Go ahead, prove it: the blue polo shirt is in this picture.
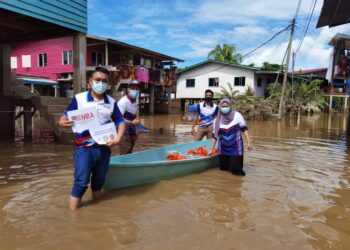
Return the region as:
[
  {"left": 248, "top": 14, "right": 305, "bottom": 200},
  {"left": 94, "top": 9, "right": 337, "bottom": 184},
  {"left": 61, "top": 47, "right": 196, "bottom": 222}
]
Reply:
[
  {"left": 197, "top": 101, "right": 218, "bottom": 128},
  {"left": 65, "top": 90, "right": 124, "bottom": 147}
]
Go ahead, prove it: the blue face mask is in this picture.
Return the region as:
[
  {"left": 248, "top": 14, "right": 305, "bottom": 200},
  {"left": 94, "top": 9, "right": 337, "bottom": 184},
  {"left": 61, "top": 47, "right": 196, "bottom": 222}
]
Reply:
[
  {"left": 220, "top": 107, "right": 231, "bottom": 115},
  {"left": 92, "top": 80, "right": 108, "bottom": 94},
  {"left": 129, "top": 89, "right": 139, "bottom": 99}
]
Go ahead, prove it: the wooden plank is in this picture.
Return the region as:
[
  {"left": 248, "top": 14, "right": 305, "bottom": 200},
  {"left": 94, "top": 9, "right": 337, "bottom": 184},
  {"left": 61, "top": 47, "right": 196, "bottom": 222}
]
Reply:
[
  {"left": 39, "top": 0, "right": 87, "bottom": 19},
  {"left": 0, "top": 44, "right": 11, "bottom": 96},
  {"left": 73, "top": 32, "right": 86, "bottom": 94},
  {"left": 0, "top": 0, "right": 87, "bottom": 33}
]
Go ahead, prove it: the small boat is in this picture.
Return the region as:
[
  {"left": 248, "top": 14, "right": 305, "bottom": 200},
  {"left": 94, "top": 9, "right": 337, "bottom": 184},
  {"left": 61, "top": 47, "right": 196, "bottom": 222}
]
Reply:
[{"left": 104, "top": 140, "right": 218, "bottom": 189}]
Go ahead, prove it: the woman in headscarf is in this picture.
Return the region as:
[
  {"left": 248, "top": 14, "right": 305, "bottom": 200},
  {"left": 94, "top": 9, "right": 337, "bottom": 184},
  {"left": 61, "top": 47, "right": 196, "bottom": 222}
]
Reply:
[{"left": 209, "top": 98, "right": 252, "bottom": 176}]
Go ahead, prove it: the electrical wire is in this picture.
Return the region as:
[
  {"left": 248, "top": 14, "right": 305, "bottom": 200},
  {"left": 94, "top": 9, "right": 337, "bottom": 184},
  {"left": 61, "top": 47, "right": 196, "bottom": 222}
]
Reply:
[
  {"left": 295, "top": 0, "right": 318, "bottom": 54},
  {"left": 241, "top": 24, "right": 292, "bottom": 59}
]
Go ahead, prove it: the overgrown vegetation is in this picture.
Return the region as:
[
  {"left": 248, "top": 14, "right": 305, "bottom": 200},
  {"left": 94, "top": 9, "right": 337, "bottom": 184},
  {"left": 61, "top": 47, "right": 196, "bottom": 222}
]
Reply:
[{"left": 215, "top": 80, "right": 328, "bottom": 119}]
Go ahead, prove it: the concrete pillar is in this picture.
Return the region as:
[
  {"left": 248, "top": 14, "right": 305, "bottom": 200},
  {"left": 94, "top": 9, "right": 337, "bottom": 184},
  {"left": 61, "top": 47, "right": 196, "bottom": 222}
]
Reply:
[
  {"left": 149, "top": 84, "right": 155, "bottom": 114},
  {"left": 24, "top": 101, "right": 32, "bottom": 141},
  {"left": 73, "top": 33, "right": 86, "bottom": 95},
  {"left": 105, "top": 43, "right": 109, "bottom": 66},
  {"left": 344, "top": 96, "right": 348, "bottom": 110},
  {"left": 329, "top": 95, "right": 333, "bottom": 112}
]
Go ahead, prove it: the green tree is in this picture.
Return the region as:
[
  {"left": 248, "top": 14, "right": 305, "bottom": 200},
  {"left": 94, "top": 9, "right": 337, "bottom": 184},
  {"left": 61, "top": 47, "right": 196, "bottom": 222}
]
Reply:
[
  {"left": 261, "top": 61, "right": 284, "bottom": 71},
  {"left": 208, "top": 44, "right": 242, "bottom": 64}
]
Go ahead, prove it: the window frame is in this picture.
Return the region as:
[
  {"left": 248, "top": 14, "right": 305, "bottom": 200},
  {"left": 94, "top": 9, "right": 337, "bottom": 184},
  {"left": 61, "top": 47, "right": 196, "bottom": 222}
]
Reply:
[
  {"left": 38, "top": 53, "right": 47, "bottom": 67},
  {"left": 186, "top": 78, "right": 195, "bottom": 88},
  {"left": 234, "top": 76, "right": 246, "bottom": 87},
  {"left": 208, "top": 77, "right": 219, "bottom": 87},
  {"left": 91, "top": 51, "right": 104, "bottom": 66},
  {"left": 62, "top": 50, "right": 73, "bottom": 65}
]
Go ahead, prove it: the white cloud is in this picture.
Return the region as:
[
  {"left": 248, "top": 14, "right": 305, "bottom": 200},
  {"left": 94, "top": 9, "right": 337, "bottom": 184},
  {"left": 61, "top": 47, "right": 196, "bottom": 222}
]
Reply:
[
  {"left": 243, "top": 24, "right": 350, "bottom": 69},
  {"left": 233, "top": 26, "right": 269, "bottom": 37}
]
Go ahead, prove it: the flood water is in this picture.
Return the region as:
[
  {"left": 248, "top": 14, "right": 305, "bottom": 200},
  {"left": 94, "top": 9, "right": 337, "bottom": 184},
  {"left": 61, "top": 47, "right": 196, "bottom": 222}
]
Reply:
[{"left": 1, "top": 113, "right": 350, "bottom": 249}]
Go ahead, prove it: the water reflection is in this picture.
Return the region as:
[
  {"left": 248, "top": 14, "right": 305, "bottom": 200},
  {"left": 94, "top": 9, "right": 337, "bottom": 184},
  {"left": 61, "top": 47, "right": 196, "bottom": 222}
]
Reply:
[{"left": 0, "top": 113, "right": 349, "bottom": 249}]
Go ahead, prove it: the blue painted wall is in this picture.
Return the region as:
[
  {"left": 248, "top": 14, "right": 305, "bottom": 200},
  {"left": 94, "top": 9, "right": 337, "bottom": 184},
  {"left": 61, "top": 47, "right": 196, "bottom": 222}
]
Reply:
[{"left": 0, "top": 0, "right": 87, "bottom": 33}]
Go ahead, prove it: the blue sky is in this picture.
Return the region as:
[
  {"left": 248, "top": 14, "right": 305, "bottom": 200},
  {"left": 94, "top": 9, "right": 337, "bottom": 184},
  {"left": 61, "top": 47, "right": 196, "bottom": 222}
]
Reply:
[{"left": 88, "top": 0, "right": 350, "bottom": 70}]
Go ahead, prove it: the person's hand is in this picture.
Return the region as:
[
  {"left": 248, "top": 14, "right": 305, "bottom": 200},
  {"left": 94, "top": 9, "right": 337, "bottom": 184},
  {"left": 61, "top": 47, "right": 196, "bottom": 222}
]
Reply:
[
  {"left": 131, "top": 119, "right": 140, "bottom": 125},
  {"left": 208, "top": 150, "right": 213, "bottom": 156},
  {"left": 58, "top": 118, "right": 74, "bottom": 129},
  {"left": 191, "top": 127, "right": 196, "bottom": 135},
  {"left": 106, "top": 138, "right": 121, "bottom": 148},
  {"left": 247, "top": 143, "right": 252, "bottom": 151}
]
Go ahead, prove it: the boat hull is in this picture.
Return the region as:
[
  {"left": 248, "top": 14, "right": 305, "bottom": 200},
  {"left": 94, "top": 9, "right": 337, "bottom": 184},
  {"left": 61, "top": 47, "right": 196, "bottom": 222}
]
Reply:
[{"left": 104, "top": 140, "right": 218, "bottom": 189}]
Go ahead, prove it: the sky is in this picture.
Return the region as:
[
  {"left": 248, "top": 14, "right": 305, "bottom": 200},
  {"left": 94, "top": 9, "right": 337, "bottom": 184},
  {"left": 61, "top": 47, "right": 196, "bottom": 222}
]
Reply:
[{"left": 88, "top": 0, "right": 350, "bottom": 70}]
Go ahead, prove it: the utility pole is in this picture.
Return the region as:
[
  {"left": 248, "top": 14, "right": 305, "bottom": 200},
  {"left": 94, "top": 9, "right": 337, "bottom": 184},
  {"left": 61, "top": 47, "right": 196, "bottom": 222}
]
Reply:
[{"left": 278, "top": 19, "right": 296, "bottom": 120}]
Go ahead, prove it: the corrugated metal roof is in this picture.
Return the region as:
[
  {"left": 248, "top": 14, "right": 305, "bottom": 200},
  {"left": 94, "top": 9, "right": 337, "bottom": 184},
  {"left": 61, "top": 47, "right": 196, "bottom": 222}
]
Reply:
[
  {"left": 177, "top": 59, "right": 261, "bottom": 75},
  {"left": 316, "top": 0, "right": 350, "bottom": 28}
]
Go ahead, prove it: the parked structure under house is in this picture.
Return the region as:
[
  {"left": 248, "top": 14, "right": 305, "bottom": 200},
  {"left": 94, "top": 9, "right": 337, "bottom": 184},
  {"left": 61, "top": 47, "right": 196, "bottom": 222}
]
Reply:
[
  {"left": 10, "top": 35, "right": 183, "bottom": 114},
  {"left": 0, "top": 0, "right": 87, "bottom": 140},
  {"left": 176, "top": 59, "right": 280, "bottom": 111}
]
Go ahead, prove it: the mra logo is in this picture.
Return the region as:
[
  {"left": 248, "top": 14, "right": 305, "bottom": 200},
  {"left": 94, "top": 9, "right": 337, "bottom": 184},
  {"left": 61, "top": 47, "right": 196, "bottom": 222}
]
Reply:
[{"left": 71, "top": 112, "right": 95, "bottom": 121}]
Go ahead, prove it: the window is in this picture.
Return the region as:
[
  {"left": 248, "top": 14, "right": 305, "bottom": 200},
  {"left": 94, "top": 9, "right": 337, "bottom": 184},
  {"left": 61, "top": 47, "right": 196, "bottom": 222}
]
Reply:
[
  {"left": 209, "top": 77, "right": 219, "bottom": 87},
  {"left": 22, "top": 55, "right": 31, "bottom": 68},
  {"left": 11, "top": 57, "right": 17, "bottom": 69},
  {"left": 234, "top": 77, "right": 245, "bottom": 86},
  {"left": 186, "top": 79, "right": 195, "bottom": 87},
  {"left": 63, "top": 50, "right": 73, "bottom": 65},
  {"left": 91, "top": 51, "right": 103, "bottom": 66},
  {"left": 38, "top": 53, "right": 47, "bottom": 67},
  {"left": 257, "top": 78, "right": 262, "bottom": 87}
]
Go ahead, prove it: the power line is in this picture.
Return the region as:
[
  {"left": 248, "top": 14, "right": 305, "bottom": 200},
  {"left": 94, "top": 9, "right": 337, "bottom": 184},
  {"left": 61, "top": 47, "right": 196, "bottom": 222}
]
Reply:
[
  {"left": 241, "top": 24, "right": 292, "bottom": 59},
  {"left": 295, "top": 0, "right": 318, "bottom": 53}
]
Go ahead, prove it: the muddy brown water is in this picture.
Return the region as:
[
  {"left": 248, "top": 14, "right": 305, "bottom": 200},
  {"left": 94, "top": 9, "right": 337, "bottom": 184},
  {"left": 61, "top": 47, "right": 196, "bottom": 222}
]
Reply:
[{"left": 0, "top": 113, "right": 349, "bottom": 249}]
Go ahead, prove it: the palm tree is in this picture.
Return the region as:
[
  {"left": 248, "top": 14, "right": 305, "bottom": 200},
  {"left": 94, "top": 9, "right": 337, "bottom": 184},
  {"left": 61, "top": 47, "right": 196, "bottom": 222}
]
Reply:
[
  {"left": 208, "top": 44, "right": 242, "bottom": 64},
  {"left": 215, "top": 82, "right": 239, "bottom": 100}
]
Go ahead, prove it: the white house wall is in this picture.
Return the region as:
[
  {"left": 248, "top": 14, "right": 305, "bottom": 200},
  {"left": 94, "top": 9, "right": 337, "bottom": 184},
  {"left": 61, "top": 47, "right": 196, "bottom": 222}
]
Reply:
[{"left": 177, "top": 62, "right": 266, "bottom": 99}]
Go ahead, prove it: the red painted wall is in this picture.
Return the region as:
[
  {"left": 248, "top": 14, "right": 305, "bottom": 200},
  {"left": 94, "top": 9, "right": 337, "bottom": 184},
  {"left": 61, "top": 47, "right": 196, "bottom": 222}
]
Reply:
[{"left": 11, "top": 36, "right": 74, "bottom": 81}]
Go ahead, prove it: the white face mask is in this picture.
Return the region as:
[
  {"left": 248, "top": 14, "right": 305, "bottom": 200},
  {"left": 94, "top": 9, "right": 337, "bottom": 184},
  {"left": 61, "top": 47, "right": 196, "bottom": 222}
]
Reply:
[{"left": 92, "top": 80, "right": 108, "bottom": 94}]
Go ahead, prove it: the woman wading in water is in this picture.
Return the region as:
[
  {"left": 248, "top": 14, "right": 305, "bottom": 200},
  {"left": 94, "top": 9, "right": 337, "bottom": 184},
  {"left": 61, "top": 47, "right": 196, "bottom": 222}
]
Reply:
[{"left": 209, "top": 98, "right": 252, "bottom": 176}]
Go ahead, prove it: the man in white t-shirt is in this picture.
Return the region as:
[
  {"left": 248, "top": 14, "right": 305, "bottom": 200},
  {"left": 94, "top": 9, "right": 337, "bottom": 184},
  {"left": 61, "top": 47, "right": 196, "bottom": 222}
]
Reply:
[{"left": 117, "top": 80, "right": 141, "bottom": 154}]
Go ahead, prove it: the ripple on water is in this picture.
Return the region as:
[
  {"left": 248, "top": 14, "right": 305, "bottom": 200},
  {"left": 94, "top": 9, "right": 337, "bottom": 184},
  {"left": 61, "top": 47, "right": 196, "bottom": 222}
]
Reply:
[{"left": 0, "top": 114, "right": 350, "bottom": 249}]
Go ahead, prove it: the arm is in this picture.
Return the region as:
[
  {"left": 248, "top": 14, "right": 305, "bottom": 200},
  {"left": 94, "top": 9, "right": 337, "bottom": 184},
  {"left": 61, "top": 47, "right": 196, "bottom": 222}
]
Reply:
[
  {"left": 237, "top": 112, "right": 252, "bottom": 151},
  {"left": 117, "top": 98, "right": 140, "bottom": 125},
  {"left": 106, "top": 122, "right": 125, "bottom": 148},
  {"left": 106, "top": 102, "right": 126, "bottom": 148},
  {"left": 58, "top": 97, "right": 77, "bottom": 129},
  {"left": 191, "top": 115, "right": 199, "bottom": 135},
  {"left": 243, "top": 130, "right": 252, "bottom": 150},
  {"left": 125, "top": 115, "right": 140, "bottom": 126},
  {"left": 208, "top": 137, "right": 217, "bottom": 156},
  {"left": 58, "top": 115, "right": 74, "bottom": 128}
]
